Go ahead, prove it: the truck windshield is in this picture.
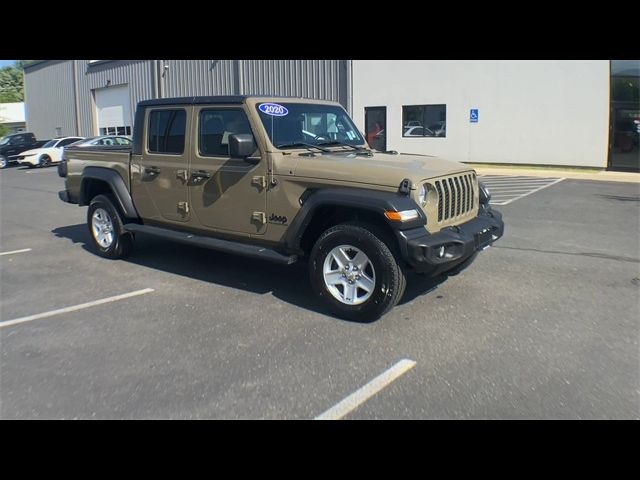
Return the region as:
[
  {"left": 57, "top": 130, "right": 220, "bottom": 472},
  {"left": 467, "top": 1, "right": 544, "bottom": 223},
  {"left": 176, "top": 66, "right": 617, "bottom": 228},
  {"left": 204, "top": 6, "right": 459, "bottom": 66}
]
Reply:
[
  {"left": 0, "top": 136, "right": 11, "bottom": 146},
  {"left": 256, "top": 102, "right": 366, "bottom": 150}
]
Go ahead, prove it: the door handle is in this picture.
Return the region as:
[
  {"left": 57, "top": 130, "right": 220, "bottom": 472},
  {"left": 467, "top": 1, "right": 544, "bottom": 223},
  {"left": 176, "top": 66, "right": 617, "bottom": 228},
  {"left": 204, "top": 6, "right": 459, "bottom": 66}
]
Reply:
[
  {"left": 145, "top": 166, "right": 161, "bottom": 175},
  {"left": 191, "top": 170, "right": 212, "bottom": 180}
]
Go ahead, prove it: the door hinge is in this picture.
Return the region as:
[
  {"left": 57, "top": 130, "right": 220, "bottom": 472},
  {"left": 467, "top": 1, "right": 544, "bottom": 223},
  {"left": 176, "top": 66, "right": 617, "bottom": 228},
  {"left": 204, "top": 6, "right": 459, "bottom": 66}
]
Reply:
[
  {"left": 252, "top": 175, "right": 267, "bottom": 189},
  {"left": 252, "top": 211, "right": 266, "bottom": 225},
  {"left": 176, "top": 169, "right": 189, "bottom": 182},
  {"left": 178, "top": 201, "right": 189, "bottom": 214}
]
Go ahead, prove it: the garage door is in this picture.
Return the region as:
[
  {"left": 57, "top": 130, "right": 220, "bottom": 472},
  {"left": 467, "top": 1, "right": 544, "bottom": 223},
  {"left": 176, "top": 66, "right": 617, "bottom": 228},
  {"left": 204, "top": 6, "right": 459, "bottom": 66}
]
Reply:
[{"left": 95, "top": 84, "right": 132, "bottom": 136}]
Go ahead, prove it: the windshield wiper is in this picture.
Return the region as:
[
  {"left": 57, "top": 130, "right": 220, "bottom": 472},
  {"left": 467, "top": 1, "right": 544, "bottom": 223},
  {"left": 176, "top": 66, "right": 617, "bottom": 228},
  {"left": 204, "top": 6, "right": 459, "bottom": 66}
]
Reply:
[
  {"left": 275, "top": 142, "right": 331, "bottom": 153},
  {"left": 317, "top": 141, "right": 373, "bottom": 155}
]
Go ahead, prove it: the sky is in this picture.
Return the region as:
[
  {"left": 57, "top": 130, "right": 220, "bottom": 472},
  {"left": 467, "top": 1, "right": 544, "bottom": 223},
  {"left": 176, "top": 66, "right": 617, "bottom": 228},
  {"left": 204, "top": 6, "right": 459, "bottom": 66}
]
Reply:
[{"left": 0, "top": 60, "right": 16, "bottom": 68}]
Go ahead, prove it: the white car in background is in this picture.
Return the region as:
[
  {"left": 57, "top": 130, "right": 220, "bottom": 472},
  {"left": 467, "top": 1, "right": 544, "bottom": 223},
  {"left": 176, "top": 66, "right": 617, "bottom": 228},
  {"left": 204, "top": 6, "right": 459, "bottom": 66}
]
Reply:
[
  {"left": 403, "top": 126, "right": 436, "bottom": 137},
  {"left": 68, "top": 135, "right": 132, "bottom": 147},
  {"left": 13, "top": 136, "right": 84, "bottom": 168}
]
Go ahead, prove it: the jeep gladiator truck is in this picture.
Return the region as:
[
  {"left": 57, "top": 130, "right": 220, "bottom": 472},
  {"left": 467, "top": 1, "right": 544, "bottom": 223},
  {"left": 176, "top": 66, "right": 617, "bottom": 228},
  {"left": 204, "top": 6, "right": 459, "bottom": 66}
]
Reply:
[{"left": 58, "top": 96, "right": 504, "bottom": 321}]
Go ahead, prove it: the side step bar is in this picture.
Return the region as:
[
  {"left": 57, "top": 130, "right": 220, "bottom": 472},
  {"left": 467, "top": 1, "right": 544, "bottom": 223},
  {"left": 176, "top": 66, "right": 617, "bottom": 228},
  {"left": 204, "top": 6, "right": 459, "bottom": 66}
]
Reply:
[{"left": 124, "top": 224, "right": 298, "bottom": 265}]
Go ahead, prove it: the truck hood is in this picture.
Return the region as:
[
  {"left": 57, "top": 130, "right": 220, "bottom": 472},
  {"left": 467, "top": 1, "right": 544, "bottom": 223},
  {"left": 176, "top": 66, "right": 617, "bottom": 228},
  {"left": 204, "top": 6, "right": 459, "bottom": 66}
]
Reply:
[{"left": 291, "top": 150, "right": 474, "bottom": 188}]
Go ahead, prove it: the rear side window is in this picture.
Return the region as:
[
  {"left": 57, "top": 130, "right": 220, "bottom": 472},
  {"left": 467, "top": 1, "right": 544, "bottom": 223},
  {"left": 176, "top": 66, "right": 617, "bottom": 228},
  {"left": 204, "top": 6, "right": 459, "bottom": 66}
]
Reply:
[
  {"left": 58, "top": 138, "right": 81, "bottom": 147},
  {"left": 148, "top": 109, "right": 186, "bottom": 154},
  {"left": 199, "top": 109, "right": 253, "bottom": 157}
]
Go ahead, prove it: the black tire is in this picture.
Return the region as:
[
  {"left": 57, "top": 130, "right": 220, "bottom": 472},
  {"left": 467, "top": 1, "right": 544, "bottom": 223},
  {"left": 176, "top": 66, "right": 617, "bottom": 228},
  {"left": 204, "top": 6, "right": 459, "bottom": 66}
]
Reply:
[
  {"left": 87, "top": 194, "right": 134, "bottom": 259},
  {"left": 39, "top": 155, "right": 51, "bottom": 168},
  {"left": 309, "top": 222, "right": 406, "bottom": 322},
  {"left": 0, "top": 156, "right": 7, "bottom": 169}
]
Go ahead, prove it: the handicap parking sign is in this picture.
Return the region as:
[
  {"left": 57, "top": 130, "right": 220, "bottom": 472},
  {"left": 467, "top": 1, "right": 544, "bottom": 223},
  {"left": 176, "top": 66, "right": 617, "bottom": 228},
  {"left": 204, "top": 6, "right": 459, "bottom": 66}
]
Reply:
[{"left": 470, "top": 109, "right": 479, "bottom": 123}]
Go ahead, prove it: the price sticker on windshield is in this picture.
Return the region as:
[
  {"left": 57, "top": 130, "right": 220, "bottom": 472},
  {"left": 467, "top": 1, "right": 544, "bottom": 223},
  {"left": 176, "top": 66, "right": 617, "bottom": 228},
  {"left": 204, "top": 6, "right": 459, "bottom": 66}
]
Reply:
[{"left": 259, "top": 103, "right": 289, "bottom": 117}]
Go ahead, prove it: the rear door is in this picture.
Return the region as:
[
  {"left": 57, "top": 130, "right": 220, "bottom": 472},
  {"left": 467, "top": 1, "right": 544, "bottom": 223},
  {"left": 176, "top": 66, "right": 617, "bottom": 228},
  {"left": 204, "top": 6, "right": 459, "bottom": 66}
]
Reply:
[
  {"left": 134, "top": 106, "right": 191, "bottom": 224},
  {"left": 54, "top": 138, "right": 83, "bottom": 161},
  {"left": 188, "top": 105, "right": 267, "bottom": 235}
]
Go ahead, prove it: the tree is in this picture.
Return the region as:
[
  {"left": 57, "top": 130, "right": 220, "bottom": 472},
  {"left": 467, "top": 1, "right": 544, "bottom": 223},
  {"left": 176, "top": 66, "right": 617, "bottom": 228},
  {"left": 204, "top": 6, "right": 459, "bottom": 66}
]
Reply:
[
  {"left": 0, "top": 124, "right": 10, "bottom": 137},
  {"left": 15, "top": 60, "right": 39, "bottom": 70},
  {"left": 0, "top": 66, "right": 24, "bottom": 102}
]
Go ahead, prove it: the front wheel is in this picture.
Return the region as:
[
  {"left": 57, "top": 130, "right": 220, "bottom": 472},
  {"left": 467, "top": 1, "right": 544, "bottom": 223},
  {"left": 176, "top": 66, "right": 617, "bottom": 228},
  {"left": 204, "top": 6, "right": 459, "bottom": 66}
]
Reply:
[
  {"left": 309, "top": 223, "right": 406, "bottom": 322},
  {"left": 87, "top": 194, "right": 134, "bottom": 259},
  {"left": 0, "top": 156, "right": 8, "bottom": 169},
  {"left": 39, "top": 155, "right": 51, "bottom": 168}
]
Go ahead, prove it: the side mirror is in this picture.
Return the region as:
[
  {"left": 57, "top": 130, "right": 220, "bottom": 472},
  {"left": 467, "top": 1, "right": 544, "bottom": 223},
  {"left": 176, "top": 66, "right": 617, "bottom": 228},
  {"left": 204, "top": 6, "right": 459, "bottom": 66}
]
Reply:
[{"left": 229, "top": 133, "right": 257, "bottom": 159}]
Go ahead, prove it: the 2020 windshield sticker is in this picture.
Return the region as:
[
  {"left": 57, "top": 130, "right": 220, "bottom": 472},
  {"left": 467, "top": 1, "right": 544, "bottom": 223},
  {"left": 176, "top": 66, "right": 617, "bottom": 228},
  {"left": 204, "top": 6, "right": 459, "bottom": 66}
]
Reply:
[{"left": 259, "top": 103, "right": 289, "bottom": 117}]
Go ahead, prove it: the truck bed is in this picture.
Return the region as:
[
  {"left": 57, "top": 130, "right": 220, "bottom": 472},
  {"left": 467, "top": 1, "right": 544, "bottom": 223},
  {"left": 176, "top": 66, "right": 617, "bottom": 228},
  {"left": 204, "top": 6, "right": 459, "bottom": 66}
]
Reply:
[{"left": 64, "top": 146, "right": 132, "bottom": 199}]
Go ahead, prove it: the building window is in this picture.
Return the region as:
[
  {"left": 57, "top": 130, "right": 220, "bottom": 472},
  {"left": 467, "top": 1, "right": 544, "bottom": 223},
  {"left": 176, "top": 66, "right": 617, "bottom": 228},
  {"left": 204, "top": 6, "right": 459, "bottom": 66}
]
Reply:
[
  {"left": 199, "top": 109, "right": 253, "bottom": 157},
  {"left": 99, "top": 126, "right": 131, "bottom": 136},
  {"left": 402, "top": 105, "right": 446, "bottom": 137},
  {"left": 147, "top": 109, "right": 186, "bottom": 154}
]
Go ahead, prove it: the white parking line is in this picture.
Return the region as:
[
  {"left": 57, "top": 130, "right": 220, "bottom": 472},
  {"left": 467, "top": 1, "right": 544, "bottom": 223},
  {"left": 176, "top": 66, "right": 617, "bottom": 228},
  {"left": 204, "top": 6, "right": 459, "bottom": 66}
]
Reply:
[
  {"left": 0, "top": 288, "right": 155, "bottom": 329},
  {"left": 497, "top": 178, "right": 564, "bottom": 205},
  {"left": 480, "top": 175, "right": 565, "bottom": 206},
  {"left": 314, "top": 359, "right": 417, "bottom": 420},
  {"left": 482, "top": 181, "right": 558, "bottom": 186},
  {"left": 0, "top": 248, "right": 32, "bottom": 256}
]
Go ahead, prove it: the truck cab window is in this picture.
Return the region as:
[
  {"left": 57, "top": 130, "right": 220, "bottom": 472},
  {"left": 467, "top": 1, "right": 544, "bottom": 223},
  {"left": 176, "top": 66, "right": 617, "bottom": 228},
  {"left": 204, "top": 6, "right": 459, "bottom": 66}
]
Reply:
[
  {"left": 199, "top": 109, "right": 253, "bottom": 157},
  {"left": 148, "top": 109, "right": 186, "bottom": 154}
]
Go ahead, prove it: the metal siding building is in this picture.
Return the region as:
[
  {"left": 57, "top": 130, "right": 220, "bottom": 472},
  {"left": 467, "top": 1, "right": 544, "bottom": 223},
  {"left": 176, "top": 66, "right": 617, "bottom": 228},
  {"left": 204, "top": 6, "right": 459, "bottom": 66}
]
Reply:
[
  {"left": 74, "top": 60, "right": 156, "bottom": 137},
  {"left": 23, "top": 61, "right": 78, "bottom": 138},
  {"left": 24, "top": 59, "right": 349, "bottom": 139}
]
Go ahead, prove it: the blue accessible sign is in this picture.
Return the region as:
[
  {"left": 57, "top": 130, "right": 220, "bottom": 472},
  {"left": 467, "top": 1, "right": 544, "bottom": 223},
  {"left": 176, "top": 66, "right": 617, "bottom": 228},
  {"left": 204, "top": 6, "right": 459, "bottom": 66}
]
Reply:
[{"left": 470, "top": 109, "right": 479, "bottom": 123}]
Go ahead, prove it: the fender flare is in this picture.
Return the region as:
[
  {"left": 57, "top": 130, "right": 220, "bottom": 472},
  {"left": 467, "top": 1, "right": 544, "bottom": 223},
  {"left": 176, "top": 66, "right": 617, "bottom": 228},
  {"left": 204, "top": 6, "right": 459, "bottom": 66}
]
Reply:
[
  {"left": 283, "top": 187, "right": 426, "bottom": 250},
  {"left": 80, "top": 166, "right": 139, "bottom": 220}
]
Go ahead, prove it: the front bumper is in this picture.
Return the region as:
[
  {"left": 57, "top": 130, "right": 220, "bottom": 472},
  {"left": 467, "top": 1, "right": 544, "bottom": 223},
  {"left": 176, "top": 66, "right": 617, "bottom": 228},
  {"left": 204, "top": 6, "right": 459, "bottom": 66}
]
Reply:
[
  {"left": 396, "top": 206, "right": 504, "bottom": 274},
  {"left": 16, "top": 156, "right": 39, "bottom": 166}
]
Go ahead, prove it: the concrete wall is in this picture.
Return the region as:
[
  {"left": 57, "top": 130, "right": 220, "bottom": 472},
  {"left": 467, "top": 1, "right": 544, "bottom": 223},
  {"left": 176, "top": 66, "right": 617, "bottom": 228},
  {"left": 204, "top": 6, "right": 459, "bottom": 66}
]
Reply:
[{"left": 352, "top": 60, "right": 611, "bottom": 168}]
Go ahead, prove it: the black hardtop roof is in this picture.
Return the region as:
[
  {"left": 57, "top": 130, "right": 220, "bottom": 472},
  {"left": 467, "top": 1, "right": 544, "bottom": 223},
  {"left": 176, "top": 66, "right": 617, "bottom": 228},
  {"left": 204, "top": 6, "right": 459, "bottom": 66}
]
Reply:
[
  {"left": 138, "top": 96, "right": 246, "bottom": 107},
  {"left": 137, "top": 95, "right": 332, "bottom": 108}
]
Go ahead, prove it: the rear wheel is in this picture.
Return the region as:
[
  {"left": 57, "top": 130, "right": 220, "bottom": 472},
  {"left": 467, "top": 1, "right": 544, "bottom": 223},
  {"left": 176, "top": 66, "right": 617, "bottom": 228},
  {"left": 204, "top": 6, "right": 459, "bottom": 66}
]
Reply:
[
  {"left": 0, "top": 156, "right": 7, "bottom": 169},
  {"left": 309, "top": 223, "right": 406, "bottom": 322},
  {"left": 87, "top": 194, "right": 134, "bottom": 259}
]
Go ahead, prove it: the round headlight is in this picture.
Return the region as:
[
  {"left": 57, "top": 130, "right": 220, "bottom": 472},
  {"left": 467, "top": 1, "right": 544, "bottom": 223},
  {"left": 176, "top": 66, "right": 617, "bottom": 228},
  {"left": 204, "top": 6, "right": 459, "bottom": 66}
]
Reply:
[
  {"left": 418, "top": 184, "right": 427, "bottom": 206},
  {"left": 479, "top": 182, "right": 491, "bottom": 203}
]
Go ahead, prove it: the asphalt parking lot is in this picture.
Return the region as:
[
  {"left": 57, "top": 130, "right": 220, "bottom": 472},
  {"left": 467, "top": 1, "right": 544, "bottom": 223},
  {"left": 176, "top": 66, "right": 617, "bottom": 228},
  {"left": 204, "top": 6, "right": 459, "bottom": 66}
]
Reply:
[{"left": 1, "top": 165, "right": 639, "bottom": 419}]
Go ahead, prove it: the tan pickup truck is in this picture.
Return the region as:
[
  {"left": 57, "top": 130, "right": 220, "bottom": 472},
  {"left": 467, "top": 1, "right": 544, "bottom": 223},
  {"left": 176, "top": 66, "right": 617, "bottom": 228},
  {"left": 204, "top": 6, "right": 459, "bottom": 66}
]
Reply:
[{"left": 58, "top": 96, "right": 504, "bottom": 321}]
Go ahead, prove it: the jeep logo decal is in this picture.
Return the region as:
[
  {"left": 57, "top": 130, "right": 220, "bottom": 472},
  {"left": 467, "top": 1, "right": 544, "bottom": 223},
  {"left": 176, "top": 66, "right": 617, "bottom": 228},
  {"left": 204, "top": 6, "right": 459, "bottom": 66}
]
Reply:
[
  {"left": 259, "top": 103, "right": 289, "bottom": 117},
  {"left": 269, "top": 213, "right": 288, "bottom": 224}
]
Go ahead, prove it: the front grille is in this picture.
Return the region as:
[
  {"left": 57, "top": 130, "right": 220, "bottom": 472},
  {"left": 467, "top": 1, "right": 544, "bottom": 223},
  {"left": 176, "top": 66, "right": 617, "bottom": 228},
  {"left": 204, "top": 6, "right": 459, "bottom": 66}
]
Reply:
[{"left": 434, "top": 173, "right": 476, "bottom": 223}]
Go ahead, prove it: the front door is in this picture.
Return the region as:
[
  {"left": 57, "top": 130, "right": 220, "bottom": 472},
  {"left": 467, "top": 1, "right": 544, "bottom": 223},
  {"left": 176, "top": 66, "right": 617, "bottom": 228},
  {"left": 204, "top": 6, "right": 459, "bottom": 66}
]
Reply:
[
  {"left": 608, "top": 104, "right": 640, "bottom": 172},
  {"left": 188, "top": 106, "right": 267, "bottom": 235},
  {"left": 608, "top": 61, "right": 640, "bottom": 172},
  {"left": 4, "top": 134, "right": 27, "bottom": 158},
  {"left": 135, "top": 107, "right": 191, "bottom": 224},
  {"left": 365, "top": 106, "right": 387, "bottom": 152}
]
